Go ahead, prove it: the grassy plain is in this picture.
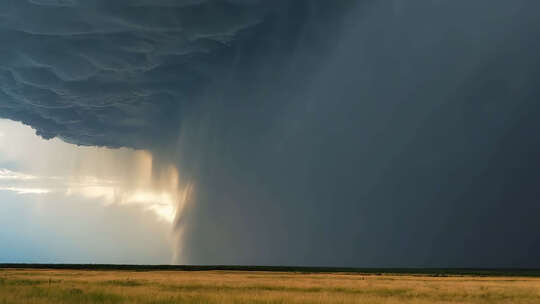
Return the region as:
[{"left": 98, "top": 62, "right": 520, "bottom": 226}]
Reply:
[{"left": 1, "top": 268, "right": 540, "bottom": 304}]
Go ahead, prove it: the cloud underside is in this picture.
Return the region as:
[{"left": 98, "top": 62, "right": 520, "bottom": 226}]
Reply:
[
  {"left": 0, "top": 0, "right": 353, "bottom": 148},
  {"left": 2, "top": 0, "right": 540, "bottom": 267},
  {"left": 0, "top": 0, "right": 275, "bottom": 148}
]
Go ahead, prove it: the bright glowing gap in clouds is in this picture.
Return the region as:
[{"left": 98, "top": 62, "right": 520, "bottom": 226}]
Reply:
[
  {"left": 0, "top": 165, "right": 183, "bottom": 223},
  {"left": 0, "top": 169, "right": 37, "bottom": 180},
  {"left": 0, "top": 186, "right": 51, "bottom": 194},
  {"left": 0, "top": 119, "right": 189, "bottom": 224}
]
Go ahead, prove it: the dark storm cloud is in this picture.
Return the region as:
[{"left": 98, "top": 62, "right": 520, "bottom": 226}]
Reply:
[
  {"left": 0, "top": 0, "right": 268, "bottom": 147},
  {"left": 2, "top": 0, "right": 540, "bottom": 267}
]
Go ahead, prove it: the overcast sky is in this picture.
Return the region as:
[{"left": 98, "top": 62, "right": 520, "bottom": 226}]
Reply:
[{"left": 1, "top": 0, "right": 540, "bottom": 267}]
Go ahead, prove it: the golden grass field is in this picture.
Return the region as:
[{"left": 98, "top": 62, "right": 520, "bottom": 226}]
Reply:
[{"left": 1, "top": 268, "right": 540, "bottom": 304}]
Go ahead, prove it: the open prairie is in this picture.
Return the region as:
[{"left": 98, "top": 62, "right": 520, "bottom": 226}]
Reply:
[{"left": 1, "top": 268, "right": 540, "bottom": 304}]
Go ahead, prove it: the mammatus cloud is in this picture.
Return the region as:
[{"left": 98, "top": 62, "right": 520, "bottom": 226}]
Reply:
[{"left": 2, "top": 0, "right": 540, "bottom": 267}]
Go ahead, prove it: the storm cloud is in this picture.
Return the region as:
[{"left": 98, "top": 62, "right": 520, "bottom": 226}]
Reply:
[{"left": 2, "top": 0, "right": 540, "bottom": 267}]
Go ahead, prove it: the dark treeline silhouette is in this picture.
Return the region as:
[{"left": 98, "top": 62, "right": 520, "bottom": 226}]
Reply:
[{"left": 1, "top": 264, "right": 540, "bottom": 277}]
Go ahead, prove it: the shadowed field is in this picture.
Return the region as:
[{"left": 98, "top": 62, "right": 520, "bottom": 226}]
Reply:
[{"left": 1, "top": 268, "right": 540, "bottom": 304}]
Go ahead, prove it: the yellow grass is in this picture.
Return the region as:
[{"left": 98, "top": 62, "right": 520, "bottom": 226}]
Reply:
[{"left": 1, "top": 269, "right": 540, "bottom": 304}]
